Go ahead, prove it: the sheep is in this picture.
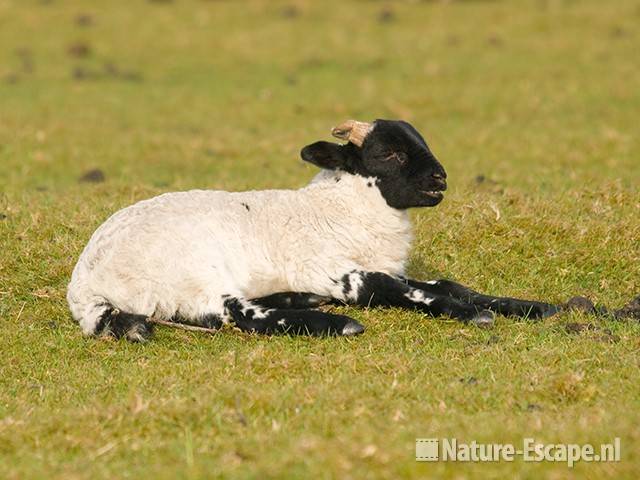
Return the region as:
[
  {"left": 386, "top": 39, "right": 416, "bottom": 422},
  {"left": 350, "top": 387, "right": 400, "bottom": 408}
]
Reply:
[{"left": 67, "top": 119, "right": 559, "bottom": 342}]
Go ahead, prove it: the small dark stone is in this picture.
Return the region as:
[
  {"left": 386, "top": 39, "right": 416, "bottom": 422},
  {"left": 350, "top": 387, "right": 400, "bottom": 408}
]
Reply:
[
  {"left": 378, "top": 8, "right": 396, "bottom": 23},
  {"left": 68, "top": 42, "right": 91, "bottom": 58},
  {"left": 473, "top": 175, "right": 501, "bottom": 191},
  {"left": 15, "top": 47, "right": 31, "bottom": 58},
  {"left": 72, "top": 66, "right": 99, "bottom": 80},
  {"left": 15, "top": 48, "right": 34, "bottom": 73},
  {"left": 446, "top": 35, "right": 461, "bottom": 46},
  {"left": 565, "top": 322, "right": 597, "bottom": 334},
  {"left": 103, "top": 62, "right": 143, "bottom": 82},
  {"left": 103, "top": 62, "right": 119, "bottom": 75},
  {"left": 593, "top": 331, "right": 620, "bottom": 343},
  {"left": 72, "top": 67, "right": 86, "bottom": 79},
  {"left": 119, "top": 70, "right": 143, "bottom": 82},
  {"left": 2, "top": 73, "right": 19, "bottom": 84},
  {"left": 79, "top": 168, "right": 105, "bottom": 183},
  {"left": 459, "top": 376, "right": 478, "bottom": 385},
  {"left": 280, "top": 5, "right": 300, "bottom": 18},
  {"left": 487, "top": 35, "right": 503, "bottom": 47},
  {"left": 75, "top": 14, "right": 93, "bottom": 27},
  {"left": 610, "top": 26, "right": 626, "bottom": 38},
  {"left": 284, "top": 75, "right": 297, "bottom": 86}
]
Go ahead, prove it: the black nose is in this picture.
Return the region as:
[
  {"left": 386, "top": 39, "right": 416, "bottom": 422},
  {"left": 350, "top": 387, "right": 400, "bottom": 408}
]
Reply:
[{"left": 431, "top": 172, "right": 447, "bottom": 190}]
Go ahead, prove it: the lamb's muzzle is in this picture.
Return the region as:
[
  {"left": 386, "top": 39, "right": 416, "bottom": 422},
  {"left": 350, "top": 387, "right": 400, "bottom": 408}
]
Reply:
[{"left": 331, "top": 120, "right": 372, "bottom": 147}]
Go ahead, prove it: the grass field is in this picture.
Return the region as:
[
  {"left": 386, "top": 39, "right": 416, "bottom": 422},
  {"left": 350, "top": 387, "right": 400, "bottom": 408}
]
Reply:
[{"left": 1, "top": 0, "right": 639, "bottom": 478}]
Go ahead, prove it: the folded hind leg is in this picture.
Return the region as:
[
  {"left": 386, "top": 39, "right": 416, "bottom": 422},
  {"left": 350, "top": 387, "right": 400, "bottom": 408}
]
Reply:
[
  {"left": 169, "top": 312, "right": 223, "bottom": 330},
  {"left": 224, "top": 297, "right": 364, "bottom": 336},
  {"left": 250, "top": 292, "right": 334, "bottom": 310}
]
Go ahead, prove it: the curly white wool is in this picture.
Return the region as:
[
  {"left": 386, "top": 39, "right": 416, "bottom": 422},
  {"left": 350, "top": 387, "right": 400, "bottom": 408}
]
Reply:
[{"left": 67, "top": 169, "right": 412, "bottom": 335}]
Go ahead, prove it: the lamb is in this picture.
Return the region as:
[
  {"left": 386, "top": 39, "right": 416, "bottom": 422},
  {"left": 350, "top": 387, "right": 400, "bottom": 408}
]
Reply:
[{"left": 67, "top": 119, "right": 559, "bottom": 342}]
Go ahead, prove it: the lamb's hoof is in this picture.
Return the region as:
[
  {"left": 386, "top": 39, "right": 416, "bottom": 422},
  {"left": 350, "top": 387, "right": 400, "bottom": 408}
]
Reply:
[
  {"left": 471, "top": 310, "right": 495, "bottom": 329},
  {"left": 305, "top": 294, "right": 334, "bottom": 307},
  {"left": 341, "top": 320, "right": 365, "bottom": 336},
  {"left": 539, "top": 304, "right": 561, "bottom": 318},
  {"left": 125, "top": 321, "right": 154, "bottom": 343}
]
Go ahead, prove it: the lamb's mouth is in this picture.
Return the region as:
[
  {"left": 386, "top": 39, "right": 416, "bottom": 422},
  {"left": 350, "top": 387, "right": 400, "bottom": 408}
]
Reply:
[{"left": 420, "top": 190, "right": 444, "bottom": 200}]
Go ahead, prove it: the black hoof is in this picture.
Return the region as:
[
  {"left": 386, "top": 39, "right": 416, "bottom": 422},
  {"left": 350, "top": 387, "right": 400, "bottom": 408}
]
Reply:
[
  {"left": 471, "top": 310, "right": 495, "bottom": 328},
  {"left": 340, "top": 320, "right": 365, "bottom": 336},
  {"left": 124, "top": 320, "right": 154, "bottom": 342},
  {"left": 304, "top": 294, "right": 335, "bottom": 308},
  {"left": 99, "top": 309, "right": 154, "bottom": 342},
  {"left": 539, "top": 304, "right": 561, "bottom": 318}
]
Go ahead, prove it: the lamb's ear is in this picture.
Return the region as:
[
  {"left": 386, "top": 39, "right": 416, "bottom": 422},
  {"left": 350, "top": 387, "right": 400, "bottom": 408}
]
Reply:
[{"left": 300, "top": 141, "right": 350, "bottom": 170}]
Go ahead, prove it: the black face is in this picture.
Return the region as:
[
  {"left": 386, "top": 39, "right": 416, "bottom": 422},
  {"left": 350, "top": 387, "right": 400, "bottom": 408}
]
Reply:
[{"left": 300, "top": 119, "right": 447, "bottom": 210}]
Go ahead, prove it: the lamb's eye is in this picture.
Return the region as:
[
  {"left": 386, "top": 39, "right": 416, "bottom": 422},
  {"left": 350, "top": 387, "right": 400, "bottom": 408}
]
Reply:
[{"left": 383, "top": 152, "right": 406, "bottom": 164}]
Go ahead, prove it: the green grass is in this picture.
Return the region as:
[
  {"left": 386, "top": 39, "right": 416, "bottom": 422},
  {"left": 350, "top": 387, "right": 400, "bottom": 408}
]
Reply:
[{"left": 1, "top": 0, "right": 639, "bottom": 478}]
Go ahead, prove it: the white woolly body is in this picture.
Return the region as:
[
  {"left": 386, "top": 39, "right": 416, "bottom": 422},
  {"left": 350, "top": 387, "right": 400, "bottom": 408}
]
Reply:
[{"left": 67, "top": 170, "right": 413, "bottom": 334}]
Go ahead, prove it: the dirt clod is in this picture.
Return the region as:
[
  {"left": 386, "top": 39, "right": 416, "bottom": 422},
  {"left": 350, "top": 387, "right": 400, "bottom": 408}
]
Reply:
[
  {"left": 564, "top": 323, "right": 620, "bottom": 343},
  {"left": 75, "top": 14, "right": 93, "bottom": 27},
  {"left": 565, "top": 322, "right": 596, "bottom": 334},
  {"left": 487, "top": 35, "right": 503, "bottom": 47},
  {"left": 459, "top": 376, "right": 478, "bottom": 385},
  {"left": 79, "top": 168, "right": 105, "bottom": 183},
  {"left": 15, "top": 48, "right": 34, "bottom": 73},
  {"left": 2, "top": 73, "right": 20, "bottom": 84},
  {"left": 67, "top": 42, "right": 91, "bottom": 58},
  {"left": 614, "top": 295, "right": 640, "bottom": 320},
  {"left": 378, "top": 8, "right": 395, "bottom": 24},
  {"left": 280, "top": 5, "right": 299, "bottom": 19},
  {"left": 565, "top": 296, "right": 595, "bottom": 313}
]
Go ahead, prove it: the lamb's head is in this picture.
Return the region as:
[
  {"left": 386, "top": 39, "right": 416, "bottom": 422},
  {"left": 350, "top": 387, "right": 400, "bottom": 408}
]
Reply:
[{"left": 301, "top": 119, "right": 447, "bottom": 209}]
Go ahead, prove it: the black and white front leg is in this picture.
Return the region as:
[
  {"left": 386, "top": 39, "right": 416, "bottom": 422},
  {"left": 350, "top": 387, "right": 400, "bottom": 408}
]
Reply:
[
  {"left": 334, "top": 271, "right": 495, "bottom": 325},
  {"left": 399, "top": 277, "right": 560, "bottom": 319}
]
